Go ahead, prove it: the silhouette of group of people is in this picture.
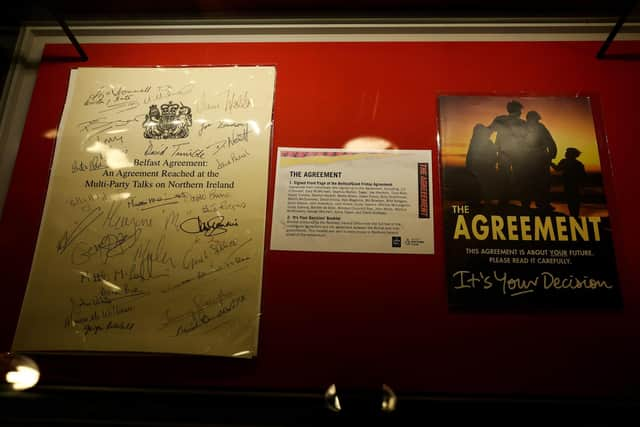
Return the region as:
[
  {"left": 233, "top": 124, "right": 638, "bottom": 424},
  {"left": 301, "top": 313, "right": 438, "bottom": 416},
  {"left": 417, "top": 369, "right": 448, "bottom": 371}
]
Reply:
[{"left": 465, "top": 100, "right": 586, "bottom": 216}]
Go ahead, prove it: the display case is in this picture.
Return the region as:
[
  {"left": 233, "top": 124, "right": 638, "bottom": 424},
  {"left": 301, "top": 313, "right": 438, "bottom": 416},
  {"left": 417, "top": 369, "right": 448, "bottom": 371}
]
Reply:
[{"left": 1, "top": 2, "right": 640, "bottom": 425}]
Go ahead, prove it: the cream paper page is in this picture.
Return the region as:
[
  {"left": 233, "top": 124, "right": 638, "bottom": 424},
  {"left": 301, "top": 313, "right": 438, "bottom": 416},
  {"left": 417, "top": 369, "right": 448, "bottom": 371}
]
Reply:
[{"left": 13, "top": 67, "right": 276, "bottom": 357}]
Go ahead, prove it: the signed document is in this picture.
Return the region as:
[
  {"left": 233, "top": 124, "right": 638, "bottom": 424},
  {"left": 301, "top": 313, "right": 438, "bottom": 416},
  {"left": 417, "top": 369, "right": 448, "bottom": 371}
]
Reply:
[
  {"left": 270, "top": 148, "right": 434, "bottom": 254},
  {"left": 13, "top": 67, "right": 276, "bottom": 357}
]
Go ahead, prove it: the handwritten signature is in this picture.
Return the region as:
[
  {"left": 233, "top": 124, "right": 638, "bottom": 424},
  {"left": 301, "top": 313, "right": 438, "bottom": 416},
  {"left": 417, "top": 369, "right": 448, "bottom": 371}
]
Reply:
[
  {"left": 159, "top": 291, "right": 246, "bottom": 337},
  {"left": 77, "top": 115, "right": 145, "bottom": 134},
  {"left": 128, "top": 192, "right": 188, "bottom": 211},
  {"left": 143, "top": 84, "right": 195, "bottom": 105},
  {"left": 179, "top": 215, "right": 239, "bottom": 237},
  {"left": 57, "top": 207, "right": 104, "bottom": 254},
  {"left": 69, "top": 285, "right": 147, "bottom": 310},
  {"left": 126, "top": 234, "right": 176, "bottom": 282},
  {"left": 162, "top": 238, "right": 252, "bottom": 294},
  {"left": 71, "top": 227, "right": 142, "bottom": 265},
  {"left": 71, "top": 155, "right": 107, "bottom": 173},
  {"left": 84, "top": 85, "right": 151, "bottom": 106},
  {"left": 97, "top": 100, "right": 140, "bottom": 114},
  {"left": 82, "top": 321, "right": 136, "bottom": 336}
]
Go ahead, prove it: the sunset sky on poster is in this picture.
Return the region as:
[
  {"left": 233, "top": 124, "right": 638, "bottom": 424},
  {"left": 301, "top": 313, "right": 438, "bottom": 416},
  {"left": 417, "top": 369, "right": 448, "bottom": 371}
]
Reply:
[{"left": 439, "top": 96, "right": 603, "bottom": 173}]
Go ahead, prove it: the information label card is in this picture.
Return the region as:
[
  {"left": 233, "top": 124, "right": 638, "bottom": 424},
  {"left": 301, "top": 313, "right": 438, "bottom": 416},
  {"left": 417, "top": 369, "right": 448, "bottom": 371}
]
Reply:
[
  {"left": 270, "top": 148, "right": 434, "bottom": 254},
  {"left": 13, "top": 67, "right": 276, "bottom": 357}
]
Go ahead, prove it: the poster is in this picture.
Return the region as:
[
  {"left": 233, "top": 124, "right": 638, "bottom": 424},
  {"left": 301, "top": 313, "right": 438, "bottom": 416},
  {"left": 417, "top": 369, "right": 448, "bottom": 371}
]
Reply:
[
  {"left": 438, "top": 96, "right": 621, "bottom": 309},
  {"left": 270, "top": 148, "right": 434, "bottom": 254},
  {"left": 12, "top": 67, "right": 276, "bottom": 357}
]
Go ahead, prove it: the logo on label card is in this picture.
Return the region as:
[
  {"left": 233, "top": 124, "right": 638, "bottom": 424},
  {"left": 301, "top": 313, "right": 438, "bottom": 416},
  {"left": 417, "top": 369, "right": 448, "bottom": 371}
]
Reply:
[{"left": 404, "top": 238, "right": 425, "bottom": 247}]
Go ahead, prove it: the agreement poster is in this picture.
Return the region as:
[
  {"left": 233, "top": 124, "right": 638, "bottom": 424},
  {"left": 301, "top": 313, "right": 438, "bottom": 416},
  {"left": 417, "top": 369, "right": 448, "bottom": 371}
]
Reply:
[
  {"left": 438, "top": 96, "right": 621, "bottom": 309},
  {"left": 13, "top": 67, "right": 276, "bottom": 357}
]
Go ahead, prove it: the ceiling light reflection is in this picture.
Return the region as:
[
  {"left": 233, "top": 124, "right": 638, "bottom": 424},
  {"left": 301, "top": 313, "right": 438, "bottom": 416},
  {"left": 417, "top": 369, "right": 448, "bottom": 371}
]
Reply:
[
  {"left": 101, "top": 280, "right": 122, "bottom": 292},
  {"left": 42, "top": 129, "right": 58, "bottom": 140},
  {"left": 247, "top": 120, "right": 260, "bottom": 135},
  {"left": 5, "top": 366, "right": 40, "bottom": 391},
  {"left": 110, "top": 192, "right": 131, "bottom": 201},
  {"left": 86, "top": 141, "right": 133, "bottom": 169},
  {"left": 2, "top": 353, "right": 40, "bottom": 392},
  {"left": 324, "top": 384, "right": 341, "bottom": 412},
  {"left": 343, "top": 136, "right": 397, "bottom": 151}
]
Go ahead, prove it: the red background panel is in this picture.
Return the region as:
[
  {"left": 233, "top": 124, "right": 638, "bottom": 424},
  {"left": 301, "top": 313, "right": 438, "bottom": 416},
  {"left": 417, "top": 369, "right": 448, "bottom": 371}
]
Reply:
[{"left": 0, "top": 41, "right": 639, "bottom": 395}]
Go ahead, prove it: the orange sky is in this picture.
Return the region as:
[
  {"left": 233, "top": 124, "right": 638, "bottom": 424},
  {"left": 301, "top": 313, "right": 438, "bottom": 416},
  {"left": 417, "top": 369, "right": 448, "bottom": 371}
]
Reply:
[{"left": 438, "top": 96, "right": 603, "bottom": 173}]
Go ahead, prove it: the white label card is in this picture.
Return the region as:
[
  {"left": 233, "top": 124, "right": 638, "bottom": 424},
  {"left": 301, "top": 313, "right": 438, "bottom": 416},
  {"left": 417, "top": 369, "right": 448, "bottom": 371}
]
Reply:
[{"left": 270, "top": 148, "right": 434, "bottom": 254}]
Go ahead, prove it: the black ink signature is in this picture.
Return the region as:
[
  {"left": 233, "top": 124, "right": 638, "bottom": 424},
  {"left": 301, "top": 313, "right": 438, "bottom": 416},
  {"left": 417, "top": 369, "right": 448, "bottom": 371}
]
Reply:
[
  {"left": 224, "top": 89, "right": 252, "bottom": 113},
  {"left": 170, "top": 142, "right": 206, "bottom": 159},
  {"left": 98, "top": 135, "right": 125, "bottom": 145},
  {"left": 57, "top": 207, "right": 104, "bottom": 254},
  {"left": 162, "top": 238, "right": 253, "bottom": 294},
  {"left": 71, "top": 227, "right": 142, "bottom": 265},
  {"left": 103, "top": 201, "right": 153, "bottom": 229},
  {"left": 217, "top": 120, "right": 248, "bottom": 129},
  {"left": 82, "top": 321, "right": 135, "bottom": 336},
  {"left": 199, "top": 122, "right": 213, "bottom": 137},
  {"left": 128, "top": 193, "right": 187, "bottom": 211},
  {"left": 179, "top": 216, "right": 239, "bottom": 237},
  {"left": 98, "top": 100, "right": 140, "bottom": 114},
  {"left": 128, "top": 251, "right": 166, "bottom": 282},
  {"left": 193, "top": 90, "right": 221, "bottom": 113},
  {"left": 71, "top": 155, "right": 107, "bottom": 173},
  {"left": 84, "top": 85, "right": 151, "bottom": 107},
  {"left": 205, "top": 140, "right": 227, "bottom": 156},
  {"left": 69, "top": 286, "right": 147, "bottom": 310},
  {"left": 159, "top": 290, "right": 232, "bottom": 329},
  {"left": 143, "top": 84, "right": 195, "bottom": 105},
  {"left": 177, "top": 296, "right": 245, "bottom": 336},
  {"left": 77, "top": 115, "right": 145, "bottom": 134},
  {"left": 144, "top": 141, "right": 168, "bottom": 156},
  {"left": 207, "top": 126, "right": 249, "bottom": 154},
  {"left": 159, "top": 291, "right": 245, "bottom": 336},
  {"left": 127, "top": 234, "right": 175, "bottom": 281}
]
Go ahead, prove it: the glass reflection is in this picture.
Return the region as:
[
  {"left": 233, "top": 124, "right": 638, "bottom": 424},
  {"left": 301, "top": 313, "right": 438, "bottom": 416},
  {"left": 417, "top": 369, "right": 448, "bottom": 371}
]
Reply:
[
  {"left": 110, "top": 192, "right": 131, "bottom": 201},
  {"left": 324, "top": 384, "right": 342, "bottom": 412},
  {"left": 42, "top": 129, "right": 57, "bottom": 140},
  {"left": 86, "top": 141, "right": 132, "bottom": 169},
  {"left": 343, "top": 136, "right": 397, "bottom": 151},
  {"left": 1, "top": 353, "right": 40, "bottom": 391},
  {"left": 247, "top": 120, "right": 260, "bottom": 135},
  {"left": 381, "top": 384, "right": 397, "bottom": 412},
  {"left": 101, "top": 279, "right": 122, "bottom": 292}
]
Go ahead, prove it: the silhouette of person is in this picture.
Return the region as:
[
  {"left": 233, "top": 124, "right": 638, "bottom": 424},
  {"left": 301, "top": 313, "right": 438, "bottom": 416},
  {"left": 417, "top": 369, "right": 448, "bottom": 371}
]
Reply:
[
  {"left": 552, "top": 147, "right": 586, "bottom": 217},
  {"left": 524, "top": 111, "right": 557, "bottom": 210},
  {"left": 489, "top": 100, "right": 526, "bottom": 205},
  {"left": 466, "top": 123, "right": 498, "bottom": 204}
]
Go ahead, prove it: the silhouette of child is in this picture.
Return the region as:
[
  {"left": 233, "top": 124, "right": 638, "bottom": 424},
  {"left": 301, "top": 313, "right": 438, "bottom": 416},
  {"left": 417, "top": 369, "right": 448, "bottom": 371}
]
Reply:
[{"left": 552, "top": 147, "right": 586, "bottom": 216}]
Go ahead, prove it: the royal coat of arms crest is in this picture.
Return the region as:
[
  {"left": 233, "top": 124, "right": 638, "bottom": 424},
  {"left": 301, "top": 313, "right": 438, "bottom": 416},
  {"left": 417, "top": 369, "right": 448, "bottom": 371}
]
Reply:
[{"left": 143, "top": 101, "right": 192, "bottom": 139}]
